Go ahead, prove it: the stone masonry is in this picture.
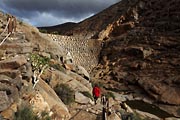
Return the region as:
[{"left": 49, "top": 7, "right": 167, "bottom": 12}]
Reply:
[{"left": 48, "top": 34, "right": 101, "bottom": 72}]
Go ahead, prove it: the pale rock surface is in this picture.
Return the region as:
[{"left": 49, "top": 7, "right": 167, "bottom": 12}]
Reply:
[
  {"left": 75, "top": 65, "right": 90, "bottom": 80},
  {"left": 36, "top": 79, "right": 71, "bottom": 119},
  {"left": 75, "top": 92, "right": 93, "bottom": 104},
  {"left": 29, "top": 91, "right": 50, "bottom": 115},
  {"left": 43, "top": 69, "right": 91, "bottom": 92},
  {"left": 66, "top": 70, "right": 92, "bottom": 91},
  {"left": 0, "top": 55, "right": 27, "bottom": 69}
]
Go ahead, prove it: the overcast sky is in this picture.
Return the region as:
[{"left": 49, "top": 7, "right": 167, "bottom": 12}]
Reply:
[{"left": 0, "top": 0, "right": 120, "bottom": 27}]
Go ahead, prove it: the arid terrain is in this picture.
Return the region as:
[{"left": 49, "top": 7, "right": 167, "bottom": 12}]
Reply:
[{"left": 0, "top": 0, "right": 180, "bottom": 120}]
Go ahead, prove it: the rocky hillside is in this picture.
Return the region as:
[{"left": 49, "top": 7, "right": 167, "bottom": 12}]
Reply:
[
  {"left": 38, "top": 22, "right": 77, "bottom": 35},
  {"left": 99, "top": 0, "right": 180, "bottom": 104},
  {"left": 0, "top": 10, "right": 163, "bottom": 120},
  {"left": 40, "top": 0, "right": 180, "bottom": 118},
  {"left": 0, "top": 0, "right": 180, "bottom": 119},
  {"left": 92, "top": 0, "right": 180, "bottom": 117},
  {"left": 38, "top": 0, "right": 135, "bottom": 38}
]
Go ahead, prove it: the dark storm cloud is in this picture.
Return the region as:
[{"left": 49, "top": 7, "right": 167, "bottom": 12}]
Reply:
[{"left": 0, "top": 0, "right": 120, "bottom": 26}]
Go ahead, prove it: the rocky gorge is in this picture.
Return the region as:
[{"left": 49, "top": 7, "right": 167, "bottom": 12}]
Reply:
[{"left": 0, "top": 0, "right": 180, "bottom": 120}]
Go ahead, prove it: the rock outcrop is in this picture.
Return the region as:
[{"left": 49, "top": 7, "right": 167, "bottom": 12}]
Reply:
[{"left": 1, "top": 0, "right": 180, "bottom": 119}]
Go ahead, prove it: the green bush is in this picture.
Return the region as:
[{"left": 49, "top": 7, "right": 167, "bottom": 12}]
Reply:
[
  {"left": 14, "top": 106, "right": 38, "bottom": 120},
  {"left": 105, "top": 91, "right": 115, "bottom": 99},
  {"left": 39, "top": 29, "right": 47, "bottom": 33},
  {"left": 30, "top": 53, "right": 50, "bottom": 71},
  {"left": 19, "top": 20, "right": 23, "bottom": 25},
  {"left": 54, "top": 84, "right": 75, "bottom": 105},
  {"left": 80, "top": 91, "right": 93, "bottom": 100},
  {"left": 14, "top": 105, "right": 51, "bottom": 120}
]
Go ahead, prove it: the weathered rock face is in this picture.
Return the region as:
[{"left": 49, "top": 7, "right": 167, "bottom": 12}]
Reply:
[
  {"left": 0, "top": 55, "right": 27, "bottom": 69},
  {"left": 1, "top": 0, "right": 180, "bottom": 119},
  {"left": 75, "top": 92, "right": 93, "bottom": 104},
  {"left": 138, "top": 78, "right": 180, "bottom": 105},
  {"left": 97, "top": 0, "right": 180, "bottom": 106},
  {"left": 29, "top": 91, "right": 50, "bottom": 115},
  {"left": 0, "top": 55, "right": 27, "bottom": 119},
  {"left": 41, "top": 68, "right": 92, "bottom": 93},
  {"left": 36, "top": 79, "right": 71, "bottom": 119},
  {"left": 0, "top": 13, "right": 73, "bottom": 119},
  {"left": 0, "top": 91, "right": 11, "bottom": 112},
  {"left": 0, "top": 56, "right": 27, "bottom": 109}
]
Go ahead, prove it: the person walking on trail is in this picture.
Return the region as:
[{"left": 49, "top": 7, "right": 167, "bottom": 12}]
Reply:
[{"left": 92, "top": 84, "right": 101, "bottom": 104}]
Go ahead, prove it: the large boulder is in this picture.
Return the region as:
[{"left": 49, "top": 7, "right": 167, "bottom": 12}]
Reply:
[
  {"left": 0, "top": 55, "right": 27, "bottom": 69},
  {"left": 74, "top": 65, "right": 90, "bottom": 80},
  {"left": 75, "top": 92, "right": 93, "bottom": 104},
  {"left": 42, "top": 69, "right": 91, "bottom": 92},
  {"left": 0, "top": 43, "right": 33, "bottom": 54},
  {"left": 36, "top": 79, "right": 71, "bottom": 120},
  {"left": 66, "top": 70, "right": 92, "bottom": 91},
  {"left": 29, "top": 91, "right": 51, "bottom": 115},
  {"left": 138, "top": 77, "right": 180, "bottom": 105}
]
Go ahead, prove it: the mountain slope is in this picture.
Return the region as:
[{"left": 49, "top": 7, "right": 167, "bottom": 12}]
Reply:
[
  {"left": 39, "top": 0, "right": 180, "bottom": 108},
  {"left": 39, "top": 0, "right": 138, "bottom": 37},
  {"left": 47, "top": 0, "right": 180, "bottom": 117},
  {"left": 93, "top": 0, "right": 180, "bottom": 116},
  {"left": 1, "top": 0, "right": 180, "bottom": 118}
]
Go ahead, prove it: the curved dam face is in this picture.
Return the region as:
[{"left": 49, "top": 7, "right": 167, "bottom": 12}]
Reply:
[{"left": 48, "top": 34, "right": 102, "bottom": 72}]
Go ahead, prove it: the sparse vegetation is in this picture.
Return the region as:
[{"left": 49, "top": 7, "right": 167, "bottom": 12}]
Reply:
[
  {"left": 19, "top": 20, "right": 23, "bottom": 25},
  {"left": 105, "top": 91, "right": 115, "bottom": 99},
  {"left": 29, "top": 53, "right": 50, "bottom": 88},
  {"left": 40, "top": 111, "right": 51, "bottom": 120},
  {"left": 30, "top": 53, "right": 50, "bottom": 71},
  {"left": 14, "top": 106, "right": 38, "bottom": 120},
  {"left": 80, "top": 91, "right": 93, "bottom": 100},
  {"left": 54, "top": 84, "right": 75, "bottom": 105},
  {"left": 39, "top": 29, "right": 47, "bottom": 33},
  {"left": 14, "top": 105, "right": 51, "bottom": 120}
]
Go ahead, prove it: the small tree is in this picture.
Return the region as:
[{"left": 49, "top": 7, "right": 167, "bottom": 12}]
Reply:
[{"left": 29, "top": 53, "right": 50, "bottom": 88}]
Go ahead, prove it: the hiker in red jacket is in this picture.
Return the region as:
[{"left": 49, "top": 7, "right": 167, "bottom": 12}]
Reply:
[{"left": 92, "top": 85, "right": 101, "bottom": 104}]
